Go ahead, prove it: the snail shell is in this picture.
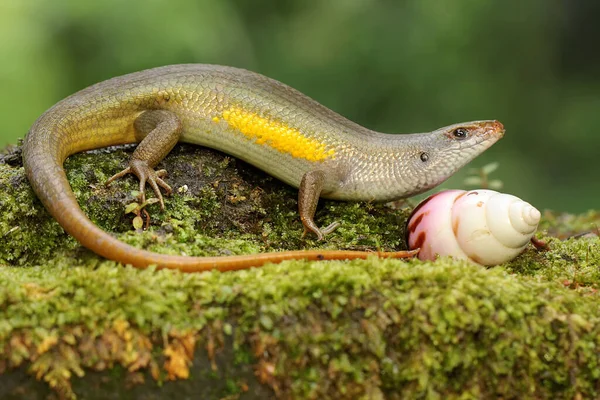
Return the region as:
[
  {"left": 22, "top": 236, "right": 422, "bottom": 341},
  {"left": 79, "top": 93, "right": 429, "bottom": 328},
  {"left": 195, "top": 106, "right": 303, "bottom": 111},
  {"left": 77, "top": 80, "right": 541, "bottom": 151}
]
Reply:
[{"left": 407, "top": 190, "right": 541, "bottom": 266}]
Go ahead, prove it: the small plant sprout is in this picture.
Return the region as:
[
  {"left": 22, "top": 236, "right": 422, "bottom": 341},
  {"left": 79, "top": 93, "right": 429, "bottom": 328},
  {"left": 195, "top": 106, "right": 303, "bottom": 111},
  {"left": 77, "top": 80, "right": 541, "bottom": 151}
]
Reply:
[
  {"left": 125, "top": 192, "right": 161, "bottom": 230},
  {"left": 463, "top": 162, "right": 503, "bottom": 190}
]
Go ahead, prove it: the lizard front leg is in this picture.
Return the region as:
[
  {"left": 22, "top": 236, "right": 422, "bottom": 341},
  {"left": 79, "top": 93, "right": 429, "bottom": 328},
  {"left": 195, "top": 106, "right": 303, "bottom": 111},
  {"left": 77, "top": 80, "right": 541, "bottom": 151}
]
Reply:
[{"left": 106, "top": 110, "right": 182, "bottom": 209}]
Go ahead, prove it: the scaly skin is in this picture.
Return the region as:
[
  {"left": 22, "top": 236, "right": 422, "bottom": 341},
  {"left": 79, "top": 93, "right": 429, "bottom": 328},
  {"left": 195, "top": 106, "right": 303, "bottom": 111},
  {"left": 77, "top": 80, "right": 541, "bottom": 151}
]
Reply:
[{"left": 22, "top": 64, "right": 504, "bottom": 272}]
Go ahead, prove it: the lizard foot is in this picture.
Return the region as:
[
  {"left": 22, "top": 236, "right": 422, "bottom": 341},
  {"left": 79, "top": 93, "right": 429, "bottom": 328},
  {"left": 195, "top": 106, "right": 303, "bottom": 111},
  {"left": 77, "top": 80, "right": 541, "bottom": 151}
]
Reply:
[
  {"left": 106, "top": 159, "right": 172, "bottom": 209},
  {"left": 302, "top": 221, "right": 341, "bottom": 241}
]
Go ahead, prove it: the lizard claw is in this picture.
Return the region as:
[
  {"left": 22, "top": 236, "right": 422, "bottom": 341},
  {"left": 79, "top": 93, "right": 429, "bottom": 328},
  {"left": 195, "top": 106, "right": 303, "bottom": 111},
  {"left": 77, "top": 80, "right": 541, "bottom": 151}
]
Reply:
[{"left": 106, "top": 160, "right": 172, "bottom": 210}]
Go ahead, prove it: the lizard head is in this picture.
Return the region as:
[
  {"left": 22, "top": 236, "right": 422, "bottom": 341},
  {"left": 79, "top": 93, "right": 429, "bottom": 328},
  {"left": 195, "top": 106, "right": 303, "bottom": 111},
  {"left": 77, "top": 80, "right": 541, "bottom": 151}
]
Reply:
[{"left": 404, "top": 120, "right": 505, "bottom": 195}]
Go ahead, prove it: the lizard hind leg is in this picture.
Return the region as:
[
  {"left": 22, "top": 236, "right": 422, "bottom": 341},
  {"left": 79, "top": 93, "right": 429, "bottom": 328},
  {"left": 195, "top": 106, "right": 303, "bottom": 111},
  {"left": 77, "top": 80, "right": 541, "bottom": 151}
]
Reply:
[
  {"left": 105, "top": 110, "right": 182, "bottom": 209},
  {"left": 299, "top": 170, "right": 341, "bottom": 240}
]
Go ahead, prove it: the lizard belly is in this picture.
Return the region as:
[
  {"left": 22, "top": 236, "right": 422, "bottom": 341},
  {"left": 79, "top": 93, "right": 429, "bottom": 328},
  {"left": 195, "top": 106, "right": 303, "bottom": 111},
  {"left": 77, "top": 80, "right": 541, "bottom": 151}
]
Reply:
[{"left": 179, "top": 109, "right": 341, "bottom": 190}]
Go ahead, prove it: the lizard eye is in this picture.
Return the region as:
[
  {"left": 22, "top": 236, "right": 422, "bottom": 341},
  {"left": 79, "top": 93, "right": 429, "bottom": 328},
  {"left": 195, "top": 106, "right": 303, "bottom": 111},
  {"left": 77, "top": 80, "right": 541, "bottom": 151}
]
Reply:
[
  {"left": 420, "top": 152, "right": 429, "bottom": 162},
  {"left": 453, "top": 128, "right": 469, "bottom": 139}
]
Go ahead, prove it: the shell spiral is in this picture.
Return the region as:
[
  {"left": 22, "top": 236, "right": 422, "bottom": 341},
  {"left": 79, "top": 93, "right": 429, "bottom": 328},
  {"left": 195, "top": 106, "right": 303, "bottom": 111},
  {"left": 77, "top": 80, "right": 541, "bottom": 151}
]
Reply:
[{"left": 407, "top": 189, "right": 541, "bottom": 266}]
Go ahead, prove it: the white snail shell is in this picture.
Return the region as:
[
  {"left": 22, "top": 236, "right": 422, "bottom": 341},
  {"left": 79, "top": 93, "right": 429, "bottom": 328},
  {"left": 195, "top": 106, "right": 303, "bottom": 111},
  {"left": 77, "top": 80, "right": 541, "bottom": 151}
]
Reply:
[{"left": 407, "top": 189, "right": 541, "bottom": 266}]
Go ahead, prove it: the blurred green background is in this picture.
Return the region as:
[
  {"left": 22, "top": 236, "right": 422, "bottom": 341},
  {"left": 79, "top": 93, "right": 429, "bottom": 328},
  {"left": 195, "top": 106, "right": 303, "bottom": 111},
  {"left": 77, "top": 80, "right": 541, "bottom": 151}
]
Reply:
[{"left": 1, "top": 0, "right": 598, "bottom": 212}]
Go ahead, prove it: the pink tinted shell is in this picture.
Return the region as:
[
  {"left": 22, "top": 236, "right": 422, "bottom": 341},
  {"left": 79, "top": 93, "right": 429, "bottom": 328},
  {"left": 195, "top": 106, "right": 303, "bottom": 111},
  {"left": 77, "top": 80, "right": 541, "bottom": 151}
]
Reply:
[
  {"left": 407, "top": 190, "right": 469, "bottom": 262},
  {"left": 406, "top": 189, "right": 541, "bottom": 266}
]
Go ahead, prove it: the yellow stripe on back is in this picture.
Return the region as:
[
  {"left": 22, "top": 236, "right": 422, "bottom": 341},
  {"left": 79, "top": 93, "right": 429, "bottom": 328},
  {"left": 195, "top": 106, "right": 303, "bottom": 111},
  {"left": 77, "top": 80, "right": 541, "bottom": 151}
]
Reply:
[{"left": 220, "top": 107, "right": 335, "bottom": 162}]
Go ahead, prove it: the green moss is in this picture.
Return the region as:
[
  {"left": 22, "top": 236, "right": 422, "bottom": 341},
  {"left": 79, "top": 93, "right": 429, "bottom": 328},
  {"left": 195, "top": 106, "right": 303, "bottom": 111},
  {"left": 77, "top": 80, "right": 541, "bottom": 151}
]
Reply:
[
  {"left": 3, "top": 258, "right": 600, "bottom": 399},
  {"left": 538, "top": 210, "right": 599, "bottom": 239},
  {"left": 0, "top": 157, "right": 78, "bottom": 265},
  {"left": 506, "top": 236, "right": 600, "bottom": 290},
  {"left": 1, "top": 143, "right": 600, "bottom": 399}
]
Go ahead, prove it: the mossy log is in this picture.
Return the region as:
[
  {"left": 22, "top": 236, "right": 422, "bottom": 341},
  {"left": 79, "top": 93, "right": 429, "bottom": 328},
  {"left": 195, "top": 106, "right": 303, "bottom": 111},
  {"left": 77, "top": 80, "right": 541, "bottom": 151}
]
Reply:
[{"left": 0, "top": 143, "right": 599, "bottom": 399}]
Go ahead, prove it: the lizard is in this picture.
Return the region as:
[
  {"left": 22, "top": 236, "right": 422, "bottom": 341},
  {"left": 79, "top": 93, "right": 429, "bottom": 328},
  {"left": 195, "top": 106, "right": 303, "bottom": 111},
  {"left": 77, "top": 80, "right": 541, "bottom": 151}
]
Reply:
[{"left": 22, "top": 64, "right": 504, "bottom": 272}]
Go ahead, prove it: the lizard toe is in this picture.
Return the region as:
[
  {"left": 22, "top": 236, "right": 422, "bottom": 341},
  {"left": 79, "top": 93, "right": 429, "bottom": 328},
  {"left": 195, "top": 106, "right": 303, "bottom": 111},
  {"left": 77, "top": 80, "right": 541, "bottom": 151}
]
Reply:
[{"left": 109, "top": 159, "right": 171, "bottom": 209}]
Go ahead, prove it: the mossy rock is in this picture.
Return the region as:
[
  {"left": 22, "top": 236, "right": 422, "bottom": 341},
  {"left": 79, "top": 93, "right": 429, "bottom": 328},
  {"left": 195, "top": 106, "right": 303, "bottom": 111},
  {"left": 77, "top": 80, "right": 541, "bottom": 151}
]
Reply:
[{"left": 0, "top": 143, "right": 599, "bottom": 399}]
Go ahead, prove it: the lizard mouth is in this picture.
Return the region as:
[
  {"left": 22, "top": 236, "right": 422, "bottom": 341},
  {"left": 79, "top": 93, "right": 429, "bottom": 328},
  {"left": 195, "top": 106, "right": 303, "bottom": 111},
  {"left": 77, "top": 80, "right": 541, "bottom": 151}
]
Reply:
[
  {"left": 486, "top": 120, "right": 505, "bottom": 135},
  {"left": 485, "top": 120, "right": 505, "bottom": 140},
  {"left": 469, "top": 120, "right": 505, "bottom": 148}
]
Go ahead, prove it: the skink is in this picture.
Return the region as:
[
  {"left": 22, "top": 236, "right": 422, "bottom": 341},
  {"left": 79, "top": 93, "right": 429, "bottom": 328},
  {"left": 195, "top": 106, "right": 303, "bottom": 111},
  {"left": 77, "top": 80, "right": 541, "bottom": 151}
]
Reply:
[{"left": 22, "top": 64, "right": 504, "bottom": 272}]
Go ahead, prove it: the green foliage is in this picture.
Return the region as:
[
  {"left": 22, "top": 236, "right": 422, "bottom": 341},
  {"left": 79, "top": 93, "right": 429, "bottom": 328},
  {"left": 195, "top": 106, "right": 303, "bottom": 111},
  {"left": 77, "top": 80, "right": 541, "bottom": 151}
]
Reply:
[{"left": 124, "top": 196, "right": 160, "bottom": 230}]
